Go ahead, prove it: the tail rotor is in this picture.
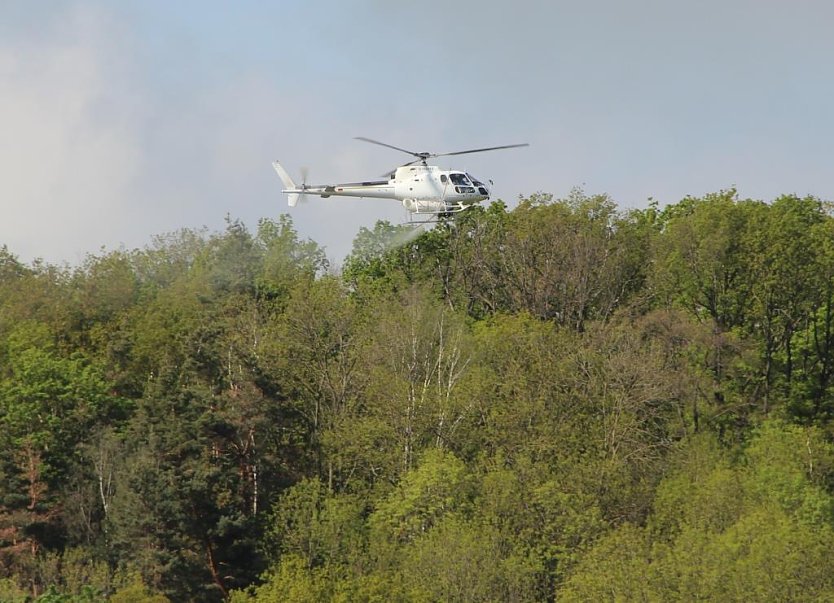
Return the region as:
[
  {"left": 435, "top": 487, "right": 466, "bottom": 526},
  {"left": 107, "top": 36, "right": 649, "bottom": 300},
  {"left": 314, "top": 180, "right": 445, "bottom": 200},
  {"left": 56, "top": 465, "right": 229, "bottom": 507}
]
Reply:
[
  {"left": 272, "top": 161, "right": 309, "bottom": 208},
  {"left": 296, "top": 167, "right": 311, "bottom": 206}
]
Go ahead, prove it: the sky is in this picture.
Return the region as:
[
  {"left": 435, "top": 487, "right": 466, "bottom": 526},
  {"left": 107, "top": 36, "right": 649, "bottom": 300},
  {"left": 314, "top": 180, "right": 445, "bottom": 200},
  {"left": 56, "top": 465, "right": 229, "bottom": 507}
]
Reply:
[{"left": 2, "top": 0, "right": 833, "bottom": 267}]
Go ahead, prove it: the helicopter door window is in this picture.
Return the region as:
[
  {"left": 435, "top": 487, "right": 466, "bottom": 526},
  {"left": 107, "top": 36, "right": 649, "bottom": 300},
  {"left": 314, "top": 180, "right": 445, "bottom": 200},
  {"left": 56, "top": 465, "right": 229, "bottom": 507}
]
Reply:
[
  {"left": 440, "top": 174, "right": 448, "bottom": 184},
  {"left": 450, "top": 173, "right": 475, "bottom": 193}
]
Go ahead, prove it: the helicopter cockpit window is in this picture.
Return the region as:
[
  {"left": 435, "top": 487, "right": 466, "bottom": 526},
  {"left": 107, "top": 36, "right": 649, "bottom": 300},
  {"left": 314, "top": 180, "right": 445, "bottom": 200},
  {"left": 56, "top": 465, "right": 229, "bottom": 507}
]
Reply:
[
  {"left": 467, "top": 173, "right": 484, "bottom": 187},
  {"left": 449, "top": 173, "right": 471, "bottom": 186},
  {"left": 440, "top": 174, "right": 448, "bottom": 184}
]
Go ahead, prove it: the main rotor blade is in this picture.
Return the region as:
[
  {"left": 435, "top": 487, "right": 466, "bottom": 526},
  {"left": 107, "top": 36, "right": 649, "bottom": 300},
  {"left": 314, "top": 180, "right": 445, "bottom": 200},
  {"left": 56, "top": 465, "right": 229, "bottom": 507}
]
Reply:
[
  {"left": 434, "top": 143, "right": 530, "bottom": 158},
  {"left": 355, "top": 137, "right": 421, "bottom": 158}
]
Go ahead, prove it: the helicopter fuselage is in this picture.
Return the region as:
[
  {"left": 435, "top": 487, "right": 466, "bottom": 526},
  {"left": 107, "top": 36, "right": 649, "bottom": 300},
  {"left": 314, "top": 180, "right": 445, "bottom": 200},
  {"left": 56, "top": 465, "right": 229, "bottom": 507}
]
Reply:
[{"left": 274, "top": 162, "right": 490, "bottom": 215}]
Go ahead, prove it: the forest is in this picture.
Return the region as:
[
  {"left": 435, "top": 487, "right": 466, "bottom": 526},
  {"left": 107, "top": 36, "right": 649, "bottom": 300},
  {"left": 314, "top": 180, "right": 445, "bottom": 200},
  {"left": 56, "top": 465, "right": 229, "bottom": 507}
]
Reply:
[{"left": 3, "top": 189, "right": 834, "bottom": 601}]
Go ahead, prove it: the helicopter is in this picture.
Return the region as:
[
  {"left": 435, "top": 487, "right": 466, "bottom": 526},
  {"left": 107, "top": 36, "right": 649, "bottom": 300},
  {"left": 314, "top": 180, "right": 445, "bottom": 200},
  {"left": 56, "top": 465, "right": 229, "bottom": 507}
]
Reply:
[{"left": 272, "top": 137, "right": 528, "bottom": 222}]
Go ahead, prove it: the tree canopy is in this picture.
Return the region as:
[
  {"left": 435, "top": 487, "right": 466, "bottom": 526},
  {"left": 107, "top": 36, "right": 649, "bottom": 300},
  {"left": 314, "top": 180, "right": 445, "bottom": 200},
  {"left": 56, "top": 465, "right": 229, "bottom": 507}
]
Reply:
[{"left": 2, "top": 193, "right": 834, "bottom": 601}]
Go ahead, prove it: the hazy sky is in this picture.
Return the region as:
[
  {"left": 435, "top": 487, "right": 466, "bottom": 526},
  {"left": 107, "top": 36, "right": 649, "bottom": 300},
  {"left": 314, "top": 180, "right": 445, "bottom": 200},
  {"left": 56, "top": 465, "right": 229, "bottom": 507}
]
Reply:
[{"left": 2, "top": 1, "right": 833, "bottom": 266}]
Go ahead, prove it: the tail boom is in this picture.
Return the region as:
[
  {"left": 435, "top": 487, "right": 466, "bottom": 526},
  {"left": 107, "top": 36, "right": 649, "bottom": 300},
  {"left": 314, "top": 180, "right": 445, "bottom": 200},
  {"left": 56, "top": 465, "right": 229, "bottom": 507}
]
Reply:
[{"left": 272, "top": 160, "right": 394, "bottom": 206}]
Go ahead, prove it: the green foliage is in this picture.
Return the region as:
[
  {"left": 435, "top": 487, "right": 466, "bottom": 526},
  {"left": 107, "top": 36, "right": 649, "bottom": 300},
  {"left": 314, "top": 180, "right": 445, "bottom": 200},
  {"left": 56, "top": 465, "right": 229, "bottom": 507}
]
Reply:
[
  {"left": 558, "top": 523, "right": 655, "bottom": 602},
  {"left": 0, "top": 577, "right": 28, "bottom": 602},
  {"left": 369, "top": 448, "right": 472, "bottom": 548},
  {"left": 742, "top": 420, "right": 834, "bottom": 523},
  {"left": 5, "top": 196, "right": 834, "bottom": 600},
  {"left": 399, "top": 516, "right": 538, "bottom": 603},
  {"left": 653, "top": 192, "right": 834, "bottom": 418},
  {"left": 342, "top": 192, "right": 649, "bottom": 327},
  {"left": 342, "top": 220, "right": 423, "bottom": 289},
  {"left": 0, "top": 321, "right": 116, "bottom": 459},
  {"left": 562, "top": 422, "right": 834, "bottom": 601},
  {"left": 264, "top": 478, "right": 365, "bottom": 570},
  {"left": 109, "top": 578, "right": 171, "bottom": 603},
  {"left": 652, "top": 190, "right": 758, "bottom": 328},
  {"left": 229, "top": 555, "right": 332, "bottom": 603}
]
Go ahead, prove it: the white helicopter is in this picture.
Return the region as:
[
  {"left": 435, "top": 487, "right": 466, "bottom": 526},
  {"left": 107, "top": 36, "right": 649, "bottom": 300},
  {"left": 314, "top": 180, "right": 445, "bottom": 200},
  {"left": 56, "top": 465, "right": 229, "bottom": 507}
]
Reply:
[{"left": 272, "top": 137, "right": 528, "bottom": 221}]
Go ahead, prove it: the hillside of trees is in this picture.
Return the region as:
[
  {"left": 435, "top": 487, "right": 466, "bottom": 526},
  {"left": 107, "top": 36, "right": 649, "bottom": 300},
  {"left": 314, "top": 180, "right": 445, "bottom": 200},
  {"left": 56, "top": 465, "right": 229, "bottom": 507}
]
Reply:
[{"left": 3, "top": 189, "right": 834, "bottom": 601}]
